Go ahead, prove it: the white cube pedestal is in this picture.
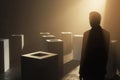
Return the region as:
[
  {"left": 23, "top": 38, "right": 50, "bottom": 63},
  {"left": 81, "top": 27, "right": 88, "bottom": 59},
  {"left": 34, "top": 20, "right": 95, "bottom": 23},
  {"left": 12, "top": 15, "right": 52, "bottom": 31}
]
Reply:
[
  {"left": 73, "top": 35, "right": 83, "bottom": 61},
  {"left": 21, "top": 51, "right": 58, "bottom": 80},
  {"left": 0, "top": 39, "right": 10, "bottom": 74},
  {"left": 46, "top": 39, "right": 63, "bottom": 79},
  {"left": 40, "top": 35, "right": 55, "bottom": 51},
  {"left": 61, "top": 32, "right": 72, "bottom": 54},
  {"left": 10, "top": 34, "right": 24, "bottom": 68},
  {"left": 61, "top": 32, "right": 73, "bottom": 63},
  {"left": 40, "top": 32, "right": 50, "bottom": 35},
  {"left": 106, "top": 40, "right": 118, "bottom": 79},
  {"left": 116, "top": 41, "right": 120, "bottom": 76}
]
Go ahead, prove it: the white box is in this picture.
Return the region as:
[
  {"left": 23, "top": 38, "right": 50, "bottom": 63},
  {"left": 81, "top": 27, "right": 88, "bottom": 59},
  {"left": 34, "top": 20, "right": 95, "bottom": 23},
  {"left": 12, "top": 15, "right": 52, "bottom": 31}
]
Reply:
[
  {"left": 10, "top": 34, "right": 24, "bottom": 68},
  {"left": 73, "top": 35, "right": 83, "bottom": 61},
  {"left": 46, "top": 39, "right": 63, "bottom": 78},
  {"left": 0, "top": 39, "right": 10, "bottom": 73},
  {"left": 106, "top": 40, "right": 118, "bottom": 79},
  {"left": 40, "top": 35, "right": 55, "bottom": 51},
  {"left": 61, "top": 32, "right": 72, "bottom": 54}
]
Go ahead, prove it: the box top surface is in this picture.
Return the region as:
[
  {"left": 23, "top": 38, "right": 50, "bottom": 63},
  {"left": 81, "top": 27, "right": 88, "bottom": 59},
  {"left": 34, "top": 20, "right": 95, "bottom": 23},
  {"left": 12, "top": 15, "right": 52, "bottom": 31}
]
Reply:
[
  {"left": 73, "top": 35, "right": 83, "bottom": 37},
  {"left": 46, "top": 39, "right": 63, "bottom": 42},
  {"left": 42, "top": 35, "right": 55, "bottom": 38},
  {"left": 61, "top": 32, "right": 72, "bottom": 34},
  {"left": 22, "top": 51, "right": 57, "bottom": 59},
  {"left": 40, "top": 32, "right": 50, "bottom": 35}
]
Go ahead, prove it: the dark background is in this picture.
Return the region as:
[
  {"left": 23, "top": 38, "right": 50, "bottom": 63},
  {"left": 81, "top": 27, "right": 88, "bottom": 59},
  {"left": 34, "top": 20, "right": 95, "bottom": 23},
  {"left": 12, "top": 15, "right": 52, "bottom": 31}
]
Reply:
[{"left": 0, "top": 0, "right": 120, "bottom": 61}]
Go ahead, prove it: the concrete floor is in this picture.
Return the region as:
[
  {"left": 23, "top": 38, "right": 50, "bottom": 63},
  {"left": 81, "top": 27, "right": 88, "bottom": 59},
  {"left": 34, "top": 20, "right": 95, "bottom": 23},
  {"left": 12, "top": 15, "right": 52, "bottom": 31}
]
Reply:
[
  {"left": 0, "top": 60, "right": 79, "bottom": 80},
  {"left": 62, "top": 66, "right": 79, "bottom": 80},
  {"left": 0, "top": 60, "right": 119, "bottom": 80}
]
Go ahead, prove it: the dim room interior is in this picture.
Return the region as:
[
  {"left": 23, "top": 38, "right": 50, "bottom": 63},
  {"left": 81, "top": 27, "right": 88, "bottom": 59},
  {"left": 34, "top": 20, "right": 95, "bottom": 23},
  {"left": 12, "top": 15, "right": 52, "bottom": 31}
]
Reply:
[{"left": 0, "top": 0, "right": 120, "bottom": 80}]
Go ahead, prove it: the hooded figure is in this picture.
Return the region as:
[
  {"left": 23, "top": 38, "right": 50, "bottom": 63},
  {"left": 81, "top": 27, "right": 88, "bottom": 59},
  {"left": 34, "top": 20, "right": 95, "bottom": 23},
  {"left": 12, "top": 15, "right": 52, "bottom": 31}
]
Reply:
[{"left": 79, "top": 11, "right": 110, "bottom": 80}]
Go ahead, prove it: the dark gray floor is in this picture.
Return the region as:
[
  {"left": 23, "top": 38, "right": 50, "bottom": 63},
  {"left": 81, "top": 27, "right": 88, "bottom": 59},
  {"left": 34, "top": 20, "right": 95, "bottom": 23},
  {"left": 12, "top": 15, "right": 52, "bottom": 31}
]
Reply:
[
  {"left": 0, "top": 60, "right": 79, "bottom": 80},
  {"left": 0, "top": 60, "right": 120, "bottom": 80},
  {"left": 0, "top": 68, "right": 21, "bottom": 80}
]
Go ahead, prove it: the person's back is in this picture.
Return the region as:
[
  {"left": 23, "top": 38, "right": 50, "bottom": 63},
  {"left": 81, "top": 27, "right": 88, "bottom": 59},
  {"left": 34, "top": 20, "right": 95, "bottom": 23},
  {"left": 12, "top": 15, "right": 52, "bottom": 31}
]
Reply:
[{"left": 79, "top": 11, "right": 110, "bottom": 80}]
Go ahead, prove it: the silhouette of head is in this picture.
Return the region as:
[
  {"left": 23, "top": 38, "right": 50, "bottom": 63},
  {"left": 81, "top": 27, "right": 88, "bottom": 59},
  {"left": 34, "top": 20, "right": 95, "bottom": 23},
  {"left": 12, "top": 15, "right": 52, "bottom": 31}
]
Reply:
[{"left": 89, "top": 11, "right": 101, "bottom": 28}]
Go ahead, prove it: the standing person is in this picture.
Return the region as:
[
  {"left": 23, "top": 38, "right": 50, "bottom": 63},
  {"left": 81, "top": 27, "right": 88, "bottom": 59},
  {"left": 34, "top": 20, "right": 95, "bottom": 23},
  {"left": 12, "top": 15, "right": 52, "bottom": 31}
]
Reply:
[{"left": 79, "top": 11, "right": 110, "bottom": 80}]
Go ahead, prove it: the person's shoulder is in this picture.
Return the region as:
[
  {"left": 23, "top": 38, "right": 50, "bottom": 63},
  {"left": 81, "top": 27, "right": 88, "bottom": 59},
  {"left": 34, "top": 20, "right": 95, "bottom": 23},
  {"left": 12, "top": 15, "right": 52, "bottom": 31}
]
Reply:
[
  {"left": 84, "top": 30, "right": 90, "bottom": 35},
  {"left": 102, "top": 28, "right": 110, "bottom": 36},
  {"left": 83, "top": 30, "right": 90, "bottom": 38},
  {"left": 102, "top": 29, "right": 109, "bottom": 33}
]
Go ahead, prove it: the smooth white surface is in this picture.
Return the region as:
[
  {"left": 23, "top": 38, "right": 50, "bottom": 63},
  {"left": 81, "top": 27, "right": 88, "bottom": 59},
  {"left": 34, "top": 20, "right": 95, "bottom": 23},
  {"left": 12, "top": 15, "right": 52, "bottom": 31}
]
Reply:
[
  {"left": 61, "top": 32, "right": 72, "bottom": 34},
  {"left": 106, "top": 40, "right": 118, "bottom": 78},
  {"left": 40, "top": 32, "right": 50, "bottom": 35},
  {"left": 4, "top": 39, "right": 10, "bottom": 72},
  {"left": 12, "top": 34, "right": 24, "bottom": 49},
  {"left": 42, "top": 35, "right": 55, "bottom": 38},
  {"left": 22, "top": 51, "right": 57, "bottom": 60},
  {"left": 0, "top": 39, "right": 10, "bottom": 72},
  {"left": 73, "top": 35, "right": 83, "bottom": 61},
  {"left": 46, "top": 39, "right": 63, "bottom": 42}
]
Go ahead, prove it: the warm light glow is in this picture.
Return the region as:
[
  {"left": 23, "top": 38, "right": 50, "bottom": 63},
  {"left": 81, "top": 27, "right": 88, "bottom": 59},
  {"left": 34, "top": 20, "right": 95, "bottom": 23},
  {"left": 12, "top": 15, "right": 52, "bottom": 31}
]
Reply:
[
  {"left": 56, "top": 0, "right": 107, "bottom": 34},
  {"left": 86, "top": 0, "right": 106, "bottom": 11},
  {"left": 78, "top": 0, "right": 107, "bottom": 29}
]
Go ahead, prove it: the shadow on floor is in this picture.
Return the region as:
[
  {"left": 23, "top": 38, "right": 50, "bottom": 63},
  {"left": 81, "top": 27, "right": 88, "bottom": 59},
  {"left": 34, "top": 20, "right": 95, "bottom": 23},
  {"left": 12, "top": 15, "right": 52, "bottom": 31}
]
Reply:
[
  {"left": 0, "top": 59, "right": 119, "bottom": 80},
  {"left": 63, "top": 60, "right": 80, "bottom": 76}
]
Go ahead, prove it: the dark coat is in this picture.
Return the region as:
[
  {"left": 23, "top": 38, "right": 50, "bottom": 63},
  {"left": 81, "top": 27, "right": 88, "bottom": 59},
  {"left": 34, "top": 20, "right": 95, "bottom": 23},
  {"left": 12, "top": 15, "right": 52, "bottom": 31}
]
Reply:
[{"left": 80, "top": 26, "right": 110, "bottom": 78}]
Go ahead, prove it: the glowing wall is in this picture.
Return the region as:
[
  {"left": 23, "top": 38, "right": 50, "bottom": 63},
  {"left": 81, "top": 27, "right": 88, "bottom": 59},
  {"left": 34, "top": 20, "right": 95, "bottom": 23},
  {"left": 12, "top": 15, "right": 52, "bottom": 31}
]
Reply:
[{"left": 0, "top": 0, "right": 108, "bottom": 52}]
